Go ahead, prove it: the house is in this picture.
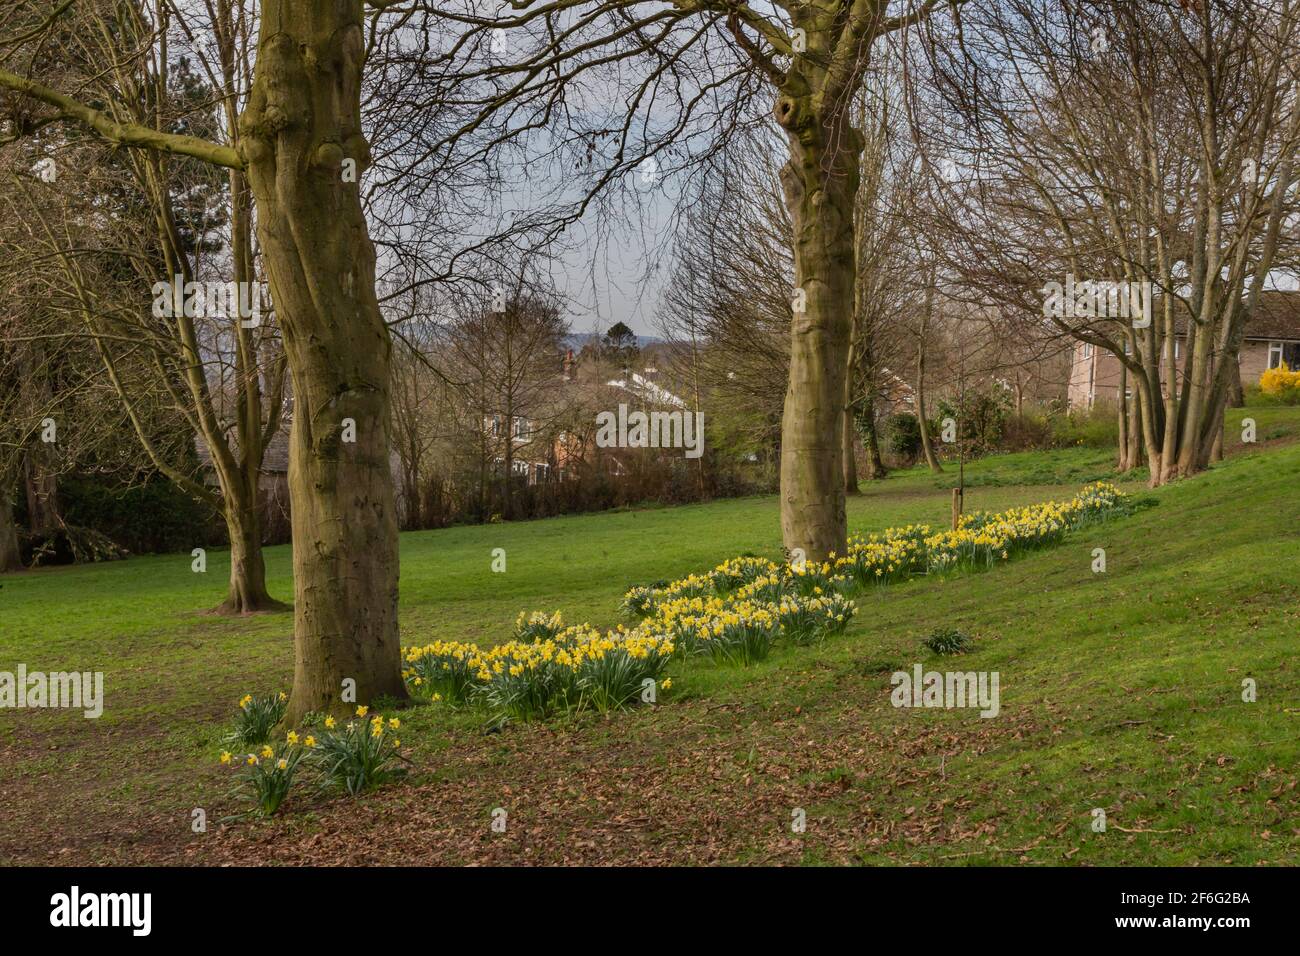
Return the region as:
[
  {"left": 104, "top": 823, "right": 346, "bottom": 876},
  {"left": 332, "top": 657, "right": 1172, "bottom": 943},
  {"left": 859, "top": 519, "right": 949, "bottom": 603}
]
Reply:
[
  {"left": 194, "top": 428, "right": 292, "bottom": 542},
  {"left": 483, "top": 413, "right": 552, "bottom": 485},
  {"left": 1066, "top": 290, "right": 1300, "bottom": 408},
  {"left": 549, "top": 341, "right": 695, "bottom": 479}
]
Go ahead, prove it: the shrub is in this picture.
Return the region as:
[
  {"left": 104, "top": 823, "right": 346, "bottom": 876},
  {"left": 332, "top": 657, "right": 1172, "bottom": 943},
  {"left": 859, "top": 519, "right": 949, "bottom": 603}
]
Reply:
[
  {"left": 881, "top": 412, "right": 922, "bottom": 461},
  {"left": 58, "top": 475, "right": 222, "bottom": 556},
  {"left": 936, "top": 388, "right": 1012, "bottom": 457},
  {"left": 1049, "top": 403, "right": 1120, "bottom": 448},
  {"left": 1259, "top": 364, "right": 1300, "bottom": 404},
  {"left": 923, "top": 628, "right": 973, "bottom": 655},
  {"left": 227, "top": 691, "right": 288, "bottom": 746}
]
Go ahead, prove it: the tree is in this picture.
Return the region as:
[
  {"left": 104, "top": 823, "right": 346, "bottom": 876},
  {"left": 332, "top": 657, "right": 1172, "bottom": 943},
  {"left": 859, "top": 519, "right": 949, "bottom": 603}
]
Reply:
[
  {"left": 0, "top": 0, "right": 409, "bottom": 720},
  {"left": 920, "top": 0, "right": 1300, "bottom": 484},
  {"left": 436, "top": 0, "right": 968, "bottom": 560},
  {"left": 444, "top": 280, "right": 570, "bottom": 521},
  {"left": 2, "top": 4, "right": 288, "bottom": 611},
  {"left": 600, "top": 321, "right": 640, "bottom": 373}
]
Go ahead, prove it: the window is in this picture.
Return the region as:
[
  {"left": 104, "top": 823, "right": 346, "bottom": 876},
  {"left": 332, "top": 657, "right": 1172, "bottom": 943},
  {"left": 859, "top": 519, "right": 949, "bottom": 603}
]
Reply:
[
  {"left": 513, "top": 417, "right": 530, "bottom": 439},
  {"left": 1082, "top": 343, "right": 1094, "bottom": 359},
  {"left": 1273, "top": 342, "right": 1300, "bottom": 369}
]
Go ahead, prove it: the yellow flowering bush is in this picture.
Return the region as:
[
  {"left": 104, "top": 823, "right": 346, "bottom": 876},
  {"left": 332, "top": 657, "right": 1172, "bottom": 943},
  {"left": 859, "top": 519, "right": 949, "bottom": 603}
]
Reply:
[{"left": 1260, "top": 362, "right": 1300, "bottom": 399}]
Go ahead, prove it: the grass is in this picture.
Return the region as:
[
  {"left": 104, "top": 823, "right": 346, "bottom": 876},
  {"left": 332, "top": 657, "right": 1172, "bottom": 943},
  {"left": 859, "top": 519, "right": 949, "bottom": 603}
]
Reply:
[{"left": 1, "top": 409, "right": 1297, "bottom": 865}]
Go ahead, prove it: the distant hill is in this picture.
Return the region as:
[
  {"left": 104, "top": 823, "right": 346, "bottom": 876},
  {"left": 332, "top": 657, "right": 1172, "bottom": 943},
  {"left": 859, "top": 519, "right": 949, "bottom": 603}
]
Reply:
[{"left": 562, "top": 331, "right": 670, "bottom": 350}]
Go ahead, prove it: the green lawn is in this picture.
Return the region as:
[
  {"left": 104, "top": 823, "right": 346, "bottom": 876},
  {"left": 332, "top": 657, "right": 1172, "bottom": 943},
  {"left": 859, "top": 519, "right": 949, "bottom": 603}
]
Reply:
[{"left": 1, "top": 411, "right": 1297, "bottom": 865}]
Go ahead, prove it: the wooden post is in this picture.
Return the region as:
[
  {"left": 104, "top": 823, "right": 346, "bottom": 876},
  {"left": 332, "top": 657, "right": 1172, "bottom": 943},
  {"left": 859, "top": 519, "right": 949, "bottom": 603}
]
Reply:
[{"left": 951, "top": 486, "right": 963, "bottom": 530}]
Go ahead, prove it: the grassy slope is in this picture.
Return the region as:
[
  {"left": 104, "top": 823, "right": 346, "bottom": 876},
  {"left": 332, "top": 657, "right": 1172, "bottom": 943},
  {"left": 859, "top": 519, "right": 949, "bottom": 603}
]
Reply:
[{"left": 0, "top": 408, "right": 1296, "bottom": 864}]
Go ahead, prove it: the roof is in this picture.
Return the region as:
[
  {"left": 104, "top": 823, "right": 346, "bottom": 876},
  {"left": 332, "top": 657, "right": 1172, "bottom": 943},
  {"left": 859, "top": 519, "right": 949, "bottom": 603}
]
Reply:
[
  {"left": 1243, "top": 290, "right": 1300, "bottom": 340},
  {"left": 194, "top": 428, "right": 290, "bottom": 474},
  {"left": 605, "top": 371, "right": 688, "bottom": 409},
  {"left": 1161, "top": 290, "right": 1300, "bottom": 340}
]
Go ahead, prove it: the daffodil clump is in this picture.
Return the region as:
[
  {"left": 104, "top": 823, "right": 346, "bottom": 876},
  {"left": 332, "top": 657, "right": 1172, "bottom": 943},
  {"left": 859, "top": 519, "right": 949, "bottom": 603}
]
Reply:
[
  {"left": 402, "top": 639, "right": 481, "bottom": 704},
  {"left": 624, "top": 483, "right": 1126, "bottom": 649},
  {"left": 220, "top": 727, "right": 314, "bottom": 816},
  {"left": 638, "top": 586, "right": 854, "bottom": 662},
  {"left": 404, "top": 625, "right": 675, "bottom": 722},
  {"left": 310, "top": 708, "right": 406, "bottom": 796},
  {"left": 226, "top": 690, "right": 288, "bottom": 746},
  {"left": 220, "top": 706, "right": 404, "bottom": 811},
  {"left": 393, "top": 484, "right": 1122, "bottom": 731},
  {"left": 513, "top": 609, "right": 565, "bottom": 643},
  {"left": 923, "top": 482, "right": 1125, "bottom": 572}
]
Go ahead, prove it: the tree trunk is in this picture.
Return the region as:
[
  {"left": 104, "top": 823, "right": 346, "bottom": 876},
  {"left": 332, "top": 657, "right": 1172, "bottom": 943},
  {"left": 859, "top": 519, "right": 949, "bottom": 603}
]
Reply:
[
  {"left": 240, "top": 0, "right": 406, "bottom": 722},
  {"left": 860, "top": 394, "right": 887, "bottom": 479},
  {"left": 1227, "top": 357, "right": 1244, "bottom": 408},
  {"left": 915, "top": 353, "right": 942, "bottom": 473},
  {"left": 837, "top": 390, "right": 857, "bottom": 496},
  {"left": 0, "top": 485, "right": 22, "bottom": 573},
  {"left": 24, "top": 449, "right": 60, "bottom": 533},
  {"left": 215, "top": 491, "right": 283, "bottom": 615},
  {"left": 776, "top": 102, "right": 861, "bottom": 561},
  {"left": 1117, "top": 365, "right": 1130, "bottom": 471}
]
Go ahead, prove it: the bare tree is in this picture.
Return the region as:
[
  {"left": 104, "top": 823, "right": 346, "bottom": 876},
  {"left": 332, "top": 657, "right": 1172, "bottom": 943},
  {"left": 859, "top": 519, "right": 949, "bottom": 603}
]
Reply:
[
  {"left": 0, "top": 0, "right": 420, "bottom": 719},
  {"left": 432, "top": 0, "right": 970, "bottom": 559},
  {"left": 920, "top": 0, "right": 1300, "bottom": 483}
]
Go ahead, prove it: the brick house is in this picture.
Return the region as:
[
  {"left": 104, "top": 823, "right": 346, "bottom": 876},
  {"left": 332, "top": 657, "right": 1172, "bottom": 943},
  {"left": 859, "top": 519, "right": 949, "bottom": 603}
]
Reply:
[{"left": 1067, "top": 290, "right": 1300, "bottom": 408}]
